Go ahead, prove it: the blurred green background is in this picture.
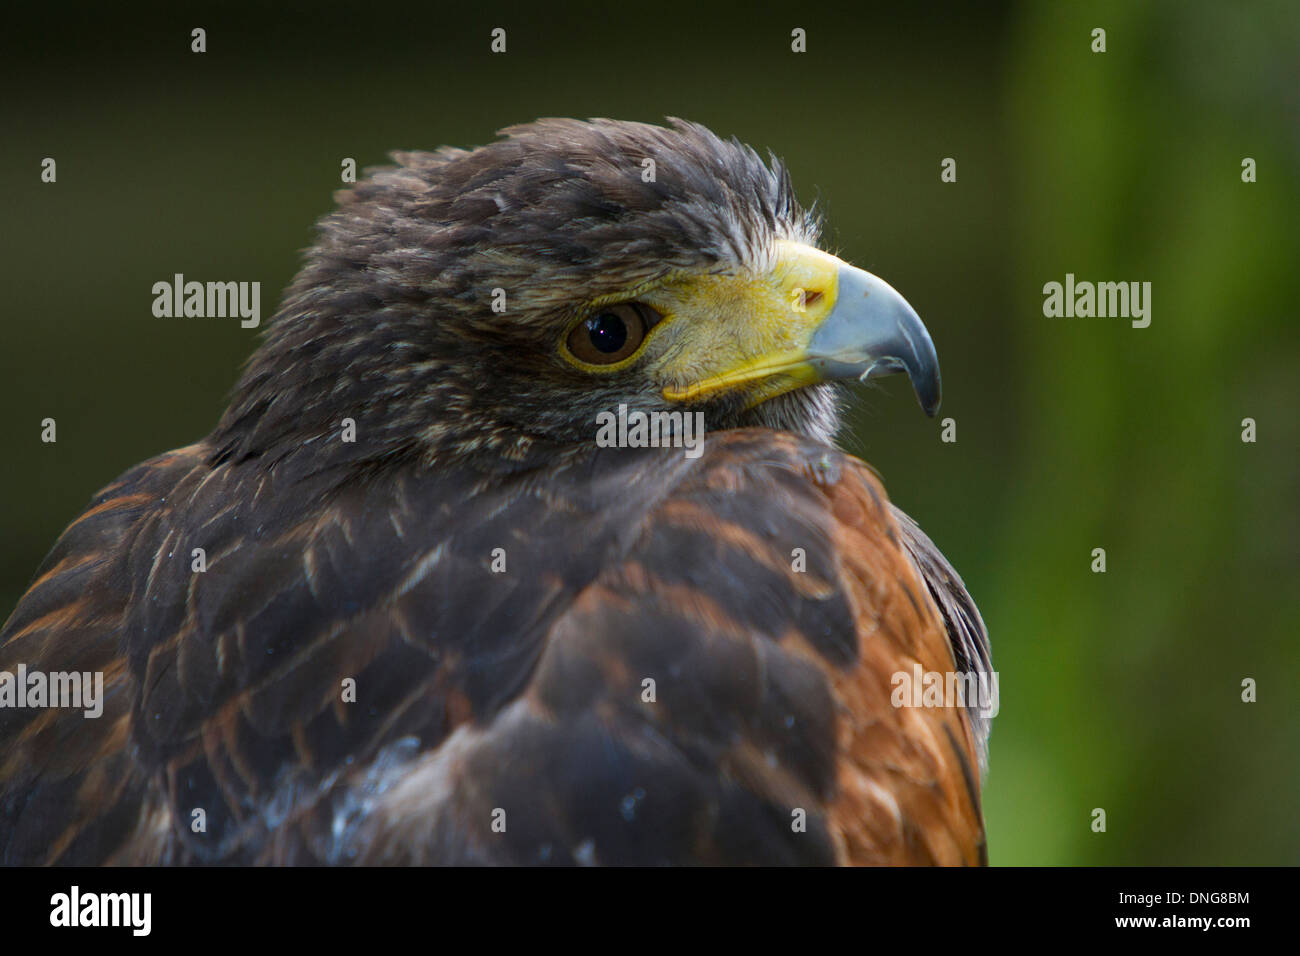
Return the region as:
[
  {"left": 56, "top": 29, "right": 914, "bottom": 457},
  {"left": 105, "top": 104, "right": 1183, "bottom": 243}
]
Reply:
[{"left": 2, "top": 1, "right": 1296, "bottom": 864}]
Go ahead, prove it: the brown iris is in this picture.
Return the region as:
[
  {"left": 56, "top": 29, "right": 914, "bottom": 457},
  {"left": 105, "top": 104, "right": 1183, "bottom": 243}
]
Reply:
[{"left": 566, "top": 303, "right": 660, "bottom": 365}]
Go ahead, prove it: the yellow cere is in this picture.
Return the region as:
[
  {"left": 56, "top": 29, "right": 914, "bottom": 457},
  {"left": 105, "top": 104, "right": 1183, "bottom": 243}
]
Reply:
[{"left": 656, "top": 241, "right": 844, "bottom": 405}]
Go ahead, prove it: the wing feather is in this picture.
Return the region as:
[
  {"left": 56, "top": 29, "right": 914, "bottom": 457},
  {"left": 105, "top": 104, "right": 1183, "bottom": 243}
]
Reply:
[{"left": 0, "top": 429, "right": 988, "bottom": 865}]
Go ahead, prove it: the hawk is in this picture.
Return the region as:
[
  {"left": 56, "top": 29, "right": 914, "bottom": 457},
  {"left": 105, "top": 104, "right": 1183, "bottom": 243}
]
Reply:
[{"left": 0, "top": 118, "right": 992, "bottom": 865}]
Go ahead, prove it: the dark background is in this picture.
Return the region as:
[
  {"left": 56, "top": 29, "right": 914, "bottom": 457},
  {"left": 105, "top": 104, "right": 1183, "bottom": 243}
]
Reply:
[{"left": 2, "top": 0, "right": 1297, "bottom": 864}]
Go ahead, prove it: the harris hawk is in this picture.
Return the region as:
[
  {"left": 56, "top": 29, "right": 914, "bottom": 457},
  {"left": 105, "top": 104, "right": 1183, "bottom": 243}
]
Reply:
[{"left": 0, "top": 118, "right": 992, "bottom": 866}]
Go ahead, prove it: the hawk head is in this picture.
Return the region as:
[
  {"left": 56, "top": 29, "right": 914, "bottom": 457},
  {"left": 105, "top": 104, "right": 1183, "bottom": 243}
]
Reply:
[{"left": 212, "top": 118, "right": 940, "bottom": 471}]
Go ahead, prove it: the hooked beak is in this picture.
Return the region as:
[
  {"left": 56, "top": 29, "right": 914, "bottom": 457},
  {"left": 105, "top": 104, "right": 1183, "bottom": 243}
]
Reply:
[
  {"left": 661, "top": 241, "right": 941, "bottom": 416},
  {"left": 805, "top": 260, "right": 941, "bottom": 416}
]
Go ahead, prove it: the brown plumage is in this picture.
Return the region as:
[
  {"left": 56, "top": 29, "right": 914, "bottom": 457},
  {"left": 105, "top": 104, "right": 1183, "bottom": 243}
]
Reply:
[{"left": 0, "top": 118, "right": 991, "bottom": 865}]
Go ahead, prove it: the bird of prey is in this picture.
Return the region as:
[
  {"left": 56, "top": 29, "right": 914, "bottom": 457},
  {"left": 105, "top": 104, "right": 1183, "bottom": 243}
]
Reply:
[{"left": 0, "top": 118, "right": 992, "bottom": 866}]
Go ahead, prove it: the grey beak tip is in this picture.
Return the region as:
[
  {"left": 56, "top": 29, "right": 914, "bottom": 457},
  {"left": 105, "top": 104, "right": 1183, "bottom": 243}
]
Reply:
[
  {"left": 917, "top": 368, "right": 942, "bottom": 417},
  {"left": 903, "top": 328, "right": 942, "bottom": 418},
  {"left": 813, "top": 264, "right": 945, "bottom": 419}
]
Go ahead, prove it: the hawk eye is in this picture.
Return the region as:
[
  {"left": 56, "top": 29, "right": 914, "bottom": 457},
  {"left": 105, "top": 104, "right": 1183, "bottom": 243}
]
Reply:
[{"left": 566, "top": 302, "right": 659, "bottom": 366}]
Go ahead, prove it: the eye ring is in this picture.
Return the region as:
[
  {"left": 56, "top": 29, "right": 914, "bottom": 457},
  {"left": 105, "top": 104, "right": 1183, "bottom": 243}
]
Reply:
[{"left": 564, "top": 302, "right": 660, "bottom": 367}]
